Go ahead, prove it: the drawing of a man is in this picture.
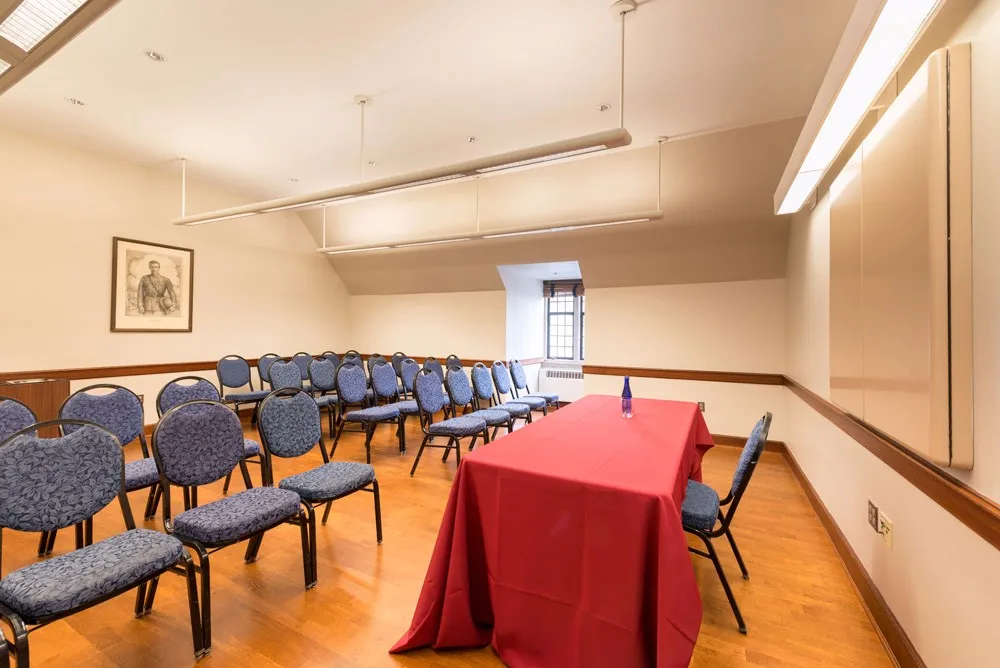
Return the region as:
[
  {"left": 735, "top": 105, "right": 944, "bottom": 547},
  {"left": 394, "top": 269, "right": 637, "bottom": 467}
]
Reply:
[{"left": 137, "top": 260, "right": 179, "bottom": 315}]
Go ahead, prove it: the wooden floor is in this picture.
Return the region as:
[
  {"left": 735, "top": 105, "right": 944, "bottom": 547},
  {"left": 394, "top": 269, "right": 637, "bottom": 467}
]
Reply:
[{"left": 1, "top": 417, "right": 895, "bottom": 667}]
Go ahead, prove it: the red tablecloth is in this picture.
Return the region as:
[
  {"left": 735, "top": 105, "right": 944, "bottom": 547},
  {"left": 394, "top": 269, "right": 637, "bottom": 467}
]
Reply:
[{"left": 391, "top": 395, "right": 714, "bottom": 667}]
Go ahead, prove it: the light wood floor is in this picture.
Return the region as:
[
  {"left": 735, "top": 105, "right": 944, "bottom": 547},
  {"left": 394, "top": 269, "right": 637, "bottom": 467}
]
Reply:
[{"left": 1, "top": 417, "right": 895, "bottom": 667}]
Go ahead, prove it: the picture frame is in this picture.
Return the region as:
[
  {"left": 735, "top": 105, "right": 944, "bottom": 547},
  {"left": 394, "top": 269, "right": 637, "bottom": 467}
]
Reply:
[{"left": 111, "top": 237, "right": 194, "bottom": 332}]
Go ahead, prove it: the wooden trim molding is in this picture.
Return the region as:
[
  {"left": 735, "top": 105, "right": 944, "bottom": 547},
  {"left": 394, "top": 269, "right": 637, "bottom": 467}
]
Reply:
[
  {"left": 783, "top": 447, "right": 926, "bottom": 668},
  {"left": 712, "top": 434, "right": 786, "bottom": 455},
  {"left": 784, "top": 376, "right": 1000, "bottom": 552},
  {"left": 583, "top": 364, "right": 784, "bottom": 386},
  {"left": 0, "top": 360, "right": 231, "bottom": 383}
]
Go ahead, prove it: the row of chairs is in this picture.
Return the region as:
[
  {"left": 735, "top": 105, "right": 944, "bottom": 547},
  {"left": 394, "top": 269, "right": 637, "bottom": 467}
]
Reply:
[{"left": 0, "top": 380, "right": 382, "bottom": 664}]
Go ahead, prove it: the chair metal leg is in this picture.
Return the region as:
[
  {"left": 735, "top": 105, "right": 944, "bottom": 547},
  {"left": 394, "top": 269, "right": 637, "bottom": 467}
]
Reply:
[
  {"left": 193, "top": 545, "right": 213, "bottom": 652},
  {"left": 143, "top": 485, "right": 159, "bottom": 520},
  {"left": 45, "top": 530, "right": 56, "bottom": 555},
  {"left": 332, "top": 418, "right": 347, "bottom": 456},
  {"left": 222, "top": 471, "right": 233, "bottom": 495},
  {"left": 0, "top": 614, "right": 29, "bottom": 668},
  {"left": 84, "top": 518, "right": 93, "bottom": 546},
  {"left": 363, "top": 423, "right": 374, "bottom": 464},
  {"left": 701, "top": 534, "right": 747, "bottom": 633},
  {"left": 134, "top": 582, "right": 147, "bottom": 618},
  {"left": 322, "top": 500, "right": 334, "bottom": 525},
  {"left": 150, "top": 486, "right": 162, "bottom": 518},
  {"left": 372, "top": 479, "right": 383, "bottom": 544},
  {"left": 410, "top": 434, "right": 430, "bottom": 476},
  {"left": 74, "top": 523, "right": 84, "bottom": 550},
  {"left": 179, "top": 552, "right": 206, "bottom": 658},
  {"left": 244, "top": 534, "right": 264, "bottom": 563},
  {"left": 36, "top": 532, "right": 48, "bottom": 557},
  {"left": 0, "top": 635, "right": 8, "bottom": 668},
  {"left": 725, "top": 526, "right": 750, "bottom": 580},
  {"left": 144, "top": 576, "right": 159, "bottom": 615},
  {"left": 453, "top": 437, "right": 461, "bottom": 467},
  {"left": 299, "top": 505, "right": 318, "bottom": 589}
]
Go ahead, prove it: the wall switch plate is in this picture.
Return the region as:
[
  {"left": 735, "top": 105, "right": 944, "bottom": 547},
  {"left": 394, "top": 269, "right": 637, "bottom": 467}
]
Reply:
[
  {"left": 868, "top": 501, "right": 879, "bottom": 531},
  {"left": 878, "top": 511, "right": 893, "bottom": 549},
  {"left": 698, "top": 401, "right": 705, "bottom": 412}
]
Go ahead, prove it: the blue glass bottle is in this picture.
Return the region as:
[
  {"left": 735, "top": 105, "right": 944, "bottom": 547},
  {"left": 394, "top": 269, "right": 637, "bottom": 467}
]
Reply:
[{"left": 621, "top": 376, "right": 633, "bottom": 418}]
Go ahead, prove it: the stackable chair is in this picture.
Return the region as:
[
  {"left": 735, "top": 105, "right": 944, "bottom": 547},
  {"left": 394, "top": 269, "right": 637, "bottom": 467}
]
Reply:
[
  {"left": 0, "top": 420, "right": 204, "bottom": 664},
  {"left": 269, "top": 360, "right": 306, "bottom": 392},
  {"left": 257, "top": 389, "right": 382, "bottom": 539},
  {"left": 291, "top": 352, "right": 315, "bottom": 394},
  {"left": 156, "top": 376, "right": 264, "bottom": 494},
  {"left": 509, "top": 359, "right": 559, "bottom": 409},
  {"left": 445, "top": 366, "right": 513, "bottom": 456},
  {"left": 216, "top": 355, "right": 269, "bottom": 426},
  {"left": 392, "top": 358, "right": 423, "bottom": 449},
  {"left": 422, "top": 357, "right": 452, "bottom": 416},
  {"left": 53, "top": 385, "right": 159, "bottom": 556},
  {"left": 390, "top": 352, "right": 407, "bottom": 395},
  {"left": 152, "top": 400, "right": 315, "bottom": 652},
  {"left": 0, "top": 397, "right": 35, "bottom": 442},
  {"left": 365, "top": 354, "right": 384, "bottom": 381},
  {"left": 257, "top": 353, "right": 282, "bottom": 390},
  {"left": 445, "top": 354, "right": 462, "bottom": 371},
  {"left": 341, "top": 350, "right": 362, "bottom": 368},
  {"left": 409, "top": 369, "right": 488, "bottom": 477},
  {"left": 682, "top": 412, "right": 772, "bottom": 634},
  {"left": 471, "top": 363, "right": 532, "bottom": 427},
  {"left": 309, "top": 358, "right": 340, "bottom": 435},
  {"left": 321, "top": 351, "right": 340, "bottom": 369},
  {"left": 333, "top": 362, "right": 401, "bottom": 463},
  {"left": 492, "top": 361, "right": 547, "bottom": 417}
]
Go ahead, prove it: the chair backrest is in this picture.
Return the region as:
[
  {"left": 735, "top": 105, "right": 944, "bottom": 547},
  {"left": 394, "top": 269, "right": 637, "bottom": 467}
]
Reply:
[
  {"left": 152, "top": 401, "right": 245, "bottom": 487},
  {"left": 60, "top": 384, "right": 144, "bottom": 446},
  {"left": 336, "top": 363, "right": 369, "bottom": 405},
  {"left": 391, "top": 352, "right": 406, "bottom": 376},
  {"left": 509, "top": 359, "right": 528, "bottom": 391},
  {"left": 269, "top": 360, "right": 304, "bottom": 391},
  {"left": 0, "top": 420, "right": 124, "bottom": 532},
  {"left": 366, "top": 353, "right": 385, "bottom": 379},
  {"left": 491, "top": 361, "right": 513, "bottom": 398},
  {"left": 257, "top": 353, "right": 282, "bottom": 387},
  {"left": 729, "top": 412, "right": 772, "bottom": 500},
  {"left": 423, "top": 357, "right": 444, "bottom": 383},
  {"left": 445, "top": 366, "right": 474, "bottom": 408},
  {"left": 445, "top": 354, "right": 462, "bottom": 371},
  {"left": 400, "top": 358, "right": 420, "bottom": 393},
  {"left": 292, "top": 352, "right": 314, "bottom": 381},
  {"left": 413, "top": 369, "right": 447, "bottom": 415},
  {"left": 309, "top": 358, "right": 337, "bottom": 393},
  {"left": 217, "top": 355, "right": 252, "bottom": 390},
  {"left": 322, "top": 351, "right": 340, "bottom": 368},
  {"left": 341, "top": 350, "right": 362, "bottom": 368},
  {"left": 371, "top": 360, "right": 399, "bottom": 400},
  {"left": 157, "top": 376, "right": 221, "bottom": 417},
  {"left": 0, "top": 397, "right": 36, "bottom": 442},
  {"left": 258, "top": 389, "right": 321, "bottom": 460},
  {"left": 471, "top": 363, "right": 496, "bottom": 402}
]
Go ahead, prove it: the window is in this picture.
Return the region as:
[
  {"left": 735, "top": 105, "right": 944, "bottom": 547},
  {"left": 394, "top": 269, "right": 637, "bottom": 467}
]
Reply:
[{"left": 544, "top": 281, "right": 585, "bottom": 361}]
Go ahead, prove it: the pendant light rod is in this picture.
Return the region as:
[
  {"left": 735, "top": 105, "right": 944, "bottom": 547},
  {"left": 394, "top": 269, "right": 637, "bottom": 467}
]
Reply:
[
  {"left": 355, "top": 95, "right": 369, "bottom": 182},
  {"left": 179, "top": 157, "right": 187, "bottom": 217},
  {"left": 613, "top": 0, "right": 636, "bottom": 129},
  {"left": 322, "top": 205, "right": 327, "bottom": 248},
  {"left": 656, "top": 136, "right": 666, "bottom": 210},
  {"left": 475, "top": 176, "right": 481, "bottom": 233}
]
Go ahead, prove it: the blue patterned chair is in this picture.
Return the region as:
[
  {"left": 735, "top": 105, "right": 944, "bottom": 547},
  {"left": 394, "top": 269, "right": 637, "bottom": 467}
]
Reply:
[
  {"left": 258, "top": 389, "right": 382, "bottom": 540},
  {"left": 257, "top": 353, "right": 282, "bottom": 390},
  {"left": 409, "top": 370, "right": 487, "bottom": 477},
  {"left": 470, "top": 363, "right": 532, "bottom": 427},
  {"left": 422, "top": 357, "right": 453, "bottom": 416},
  {"left": 216, "top": 355, "right": 269, "bottom": 427},
  {"left": 157, "top": 376, "right": 264, "bottom": 495},
  {"left": 268, "top": 360, "right": 304, "bottom": 392},
  {"left": 445, "top": 366, "right": 513, "bottom": 447},
  {"left": 391, "top": 359, "right": 422, "bottom": 450},
  {"left": 365, "top": 354, "right": 385, "bottom": 382},
  {"left": 492, "top": 362, "right": 547, "bottom": 417},
  {"left": 151, "top": 400, "right": 315, "bottom": 652},
  {"left": 683, "top": 412, "right": 772, "bottom": 634},
  {"left": 340, "top": 350, "right": 362, "bottom": 368},
  {"left": 291, "top": 352, "right": 315, "bottom": 394},
  {"left": 334, "top": 363, "right": 401, "bottom": 463},
  {"left": 509, "top": 359, "right": 559, "bottom": 409},
  {"left": 309, "top": 358, "right": 340, "bottom": 435},
  {"left": 321, "top": 351, "right": 340, "bottom": 369},
  {"left": 445, "top": 354, "right": 462, "bottom": 371},
  {"left": 55, "top": 385, "right": 160, "bottom": 558},
  {"left": 390, "top": 352, "right": 407, "bottom": 395},
  {"left": 0, "top": 397, "right": 35, "bottom": 443},
  {"left": 0, "top": 419, "right": 204, "bottom": 664}
]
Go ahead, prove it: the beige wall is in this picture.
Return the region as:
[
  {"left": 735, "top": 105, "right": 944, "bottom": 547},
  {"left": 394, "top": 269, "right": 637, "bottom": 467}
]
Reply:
[{"left": 0, "top": 126, "right": 351, "bottom": 422}]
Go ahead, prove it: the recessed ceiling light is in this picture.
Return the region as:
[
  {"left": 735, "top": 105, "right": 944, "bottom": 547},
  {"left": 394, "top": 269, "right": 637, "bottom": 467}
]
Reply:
[
  {"left": 597, "top": 103, "right": 612, "bottom": 112},
  {"left": 467, "top": 136, "right": 478, "bottom": 143},
  {"left": 288, "top": 177, "right": 299, "bottom": 182},
  {"left": 367, "top": 160, "right": 377, "bottom": 167},
  {"left": 144, "top": 50, "right": 167, "bottom": 62},
  {"left": 65, "top": 97, "right": 84, "bottom": 106}
]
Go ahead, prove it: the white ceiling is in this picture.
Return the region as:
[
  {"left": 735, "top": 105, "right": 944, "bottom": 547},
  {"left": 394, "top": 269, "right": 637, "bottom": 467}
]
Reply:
[
  {"left": 0, "top": 0, "right": 856, "bottom": 200},
  {"left": 499, "top": 261, "right": 583, "bottom": 281}
]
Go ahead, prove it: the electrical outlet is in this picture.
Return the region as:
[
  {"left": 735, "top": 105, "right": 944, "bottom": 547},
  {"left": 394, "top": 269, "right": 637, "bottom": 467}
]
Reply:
[
  {"left": 878, "top": 511, "right": 893, "bottom": 549},
  {"left": 867, "top": 500, "right": 879, "bottom": 531},
  {"left": 697, "top": 401, "right": 705, "bottom": 412}
]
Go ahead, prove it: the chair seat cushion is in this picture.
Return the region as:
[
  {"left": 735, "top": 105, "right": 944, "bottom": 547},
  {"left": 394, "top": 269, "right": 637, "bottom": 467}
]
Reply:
[
  {"left": 681, "top": 480, "right": 720, "bottom": 532},
  {"left": 279, "top": 462, "right": 375, "bottom": 501},
  {"left": 0, "top": 529, "right": 183, "bottom": 620},
  {"left": 508, "top": 396, "right": 546, "bottom": 410},
  {"left": 172, "top": 486, "right": 302, "bottom": 546},
  {"left": 428, "top": 416, "right": 487, "bottom": 436},
  {"left": 467, "top": 409, "right": 511, "bottom": 426},
  {"left": 492, "top": 402, "right": 530, "bottom": 417},
  {"left": 244, "top": 438, "right": 261, "bottom": 457},
  {"left": 344, "top": 405, "right": 400, "bottom": 422},
  {"left": 124, "top": 458, "right": 159, "bottom": 491},
  {"left": 524, "top": 392, "right": 559, "bottom": 404},
  {"left": 313, "top": 394, "right": 338, "bottom": 407},
  {"left": 394, "top": 400, "right": 420, "bottom": 415},
  {"left": 224, "top": 390, "right": 269, "bottom": 403}
]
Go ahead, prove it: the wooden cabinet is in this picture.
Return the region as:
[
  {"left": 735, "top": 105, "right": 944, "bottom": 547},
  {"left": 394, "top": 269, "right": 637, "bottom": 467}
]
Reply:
[{"left": 0, "top": 378, "right": 71, "bottom": 437}]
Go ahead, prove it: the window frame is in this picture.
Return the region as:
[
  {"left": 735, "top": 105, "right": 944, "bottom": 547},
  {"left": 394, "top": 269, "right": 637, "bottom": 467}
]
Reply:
[{"left": 545, "top": 293, "right": 585, "bottom": 362}]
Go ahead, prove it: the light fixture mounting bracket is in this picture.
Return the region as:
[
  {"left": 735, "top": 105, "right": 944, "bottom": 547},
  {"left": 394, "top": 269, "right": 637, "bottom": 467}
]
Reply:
[
  {"left": 611, "top": 0, "right": 637, "bottom": 19},
  {"left": 354, "top": 95, "right": 370, "bottom": 105}
]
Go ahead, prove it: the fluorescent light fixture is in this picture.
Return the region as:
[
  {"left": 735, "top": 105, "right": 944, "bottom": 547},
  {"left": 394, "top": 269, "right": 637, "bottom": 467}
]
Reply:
[
  {"left": 774, "top": 0, "right": 940, "bottom": 215},
  {"left": 185, "top": 212, "right": 258, "bottom": 226},
  {"left": 317, "top": 210, "right": 660, "bottom": 254},
  {"left": 0, "top": 0, "right": 86, "bottom": 51},
  {"left": 0, "top": 59, "right": 9, "bottom": 75},
  {"left": 173, "top": 127, "right": 632, "bottom": 226}
]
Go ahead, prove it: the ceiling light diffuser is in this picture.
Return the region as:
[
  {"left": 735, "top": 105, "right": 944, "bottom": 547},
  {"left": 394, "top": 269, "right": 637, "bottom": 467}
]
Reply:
[
  {"left": 0, "top": 0, "right": 86, "bottom": 51},
  {"left": 774, "top": 0, "right": 940, "bottom": 215}
]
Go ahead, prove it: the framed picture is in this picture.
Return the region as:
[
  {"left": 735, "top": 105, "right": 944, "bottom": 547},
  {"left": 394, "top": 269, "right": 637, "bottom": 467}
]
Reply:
[{"left": 111, "top": 237, "right": 194, "bottom": 332}]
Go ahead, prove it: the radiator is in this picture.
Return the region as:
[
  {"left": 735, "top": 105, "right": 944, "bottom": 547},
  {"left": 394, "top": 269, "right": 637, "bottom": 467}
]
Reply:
[{"left": 538, "top": 368, "right": 585, "bottom": 402}]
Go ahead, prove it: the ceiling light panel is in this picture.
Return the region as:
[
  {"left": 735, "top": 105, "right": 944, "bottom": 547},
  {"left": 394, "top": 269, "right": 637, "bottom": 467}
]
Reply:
[{"left": 0, "top": 0, "right": 86, "bottom": 51}]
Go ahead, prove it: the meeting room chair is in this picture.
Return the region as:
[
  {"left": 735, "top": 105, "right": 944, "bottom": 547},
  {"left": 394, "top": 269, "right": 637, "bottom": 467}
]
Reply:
[
  {"left": 509, "top": 359, "right": 559, "bottom": 409},
  {"left": 422, "top": 357, "right": 453, "bottom": 416},
  {"left": 257, "top": 388, "right": 382, "bottom": 540},
  {"left": 309, "top": 358, "right": 340, "bottom": 435},
  {"left": 470, "top": 363, "right": 532, "bottom": 427},
  {"left": 409, "top": 369, "right": 488, "bottom": 477},
  {"left": 151, "top": 400, "right": 315, "bottom": 653},
  {"left": 257, "top": 353, "right": 282, "bottom": 389},
  {"left": 0, "top": 397, "right": 35, "bottom": 443},
  {"left": 491, "top": 361, "right": 547, "bottom": 416},
  {"left": 390, "top": 352, "right": 407, "bottom": 395},
  {"left": 365, "top": 353, "right": 385, "bottom": 381},
  {"left": 444, "top": 366, "right": 512, "bottom": 459},
  {"left": 0, "top": 420, "right": 204, "bottom": 664},
  {"left": 216, "top": 354, "right": 270, "bottom": 426},
  {"left": 341, "top": 350, "right": 362, "bottom": 368},
  {"left": 321, "top": 351, "right": 340, "bottom": 370},
  {"left": 682, "top": 412, "right": 772, "bottom": 634},
  {"left": 333, "top": 362, "right": 401, "bottom": 463},
  {"left": 54, "top": 384, "right": 160, "bottom": 557},
  {"left": 445, "top": 354, "right": 462, "bottom": 371},
  {"left": 156, "top": 376, "right": 264, "bottom": 495},
  {"left": 291, "top": 352, "right": 315, "bottom": 394},
  {"left": 391, "top": 359, "right": 422, "bottom": 450},
  {"left": 269, "top": 360, "right": 305, "bottom": 391}
]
